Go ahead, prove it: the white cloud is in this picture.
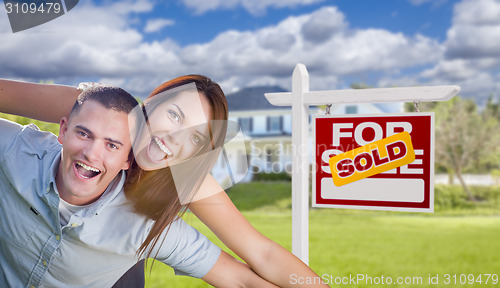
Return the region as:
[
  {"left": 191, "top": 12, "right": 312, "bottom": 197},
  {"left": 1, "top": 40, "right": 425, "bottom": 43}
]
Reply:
[
  {"left": 0, "top": 0, "right": 185, "bottom": 96},
  {"left": 420, "top": 59, "right": 477, "bottom": 81},
  {"left": 181, "top": 0, "right": 324, "bottom": 15},
  {"left": 445, "top": 0, "right": 500, "bottom": 58},
  {"left": 144, "top": 18, "right": 175, "bottom": 33},
  {"left": 407, "top": 0, "right": 448, "bottom": 8},
  {"left": 392, "top": 0, "right": 500, "bottom": 103},
  {"left": 375, "top": 0, "right": 500, "bottom": 105},
  {"left": 3, "top": 0, "right": 500, "bottom": 103},
  {"left": 174, "top": 6, "right": 442, "bottom": 91},
  {"left": 0, "top": 2, "right": 445, "bottom": 96},
  {"left": 301, "top": 6, "right": 346, "bottom": 43},
  {"left": 407, "top": 0, "right": 433, "bottom": 5}
]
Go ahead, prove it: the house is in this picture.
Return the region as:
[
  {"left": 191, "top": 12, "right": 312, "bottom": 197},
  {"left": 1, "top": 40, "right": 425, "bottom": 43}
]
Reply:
[{"left": 210, "top": 86, "right": 404, "bottom": 185}]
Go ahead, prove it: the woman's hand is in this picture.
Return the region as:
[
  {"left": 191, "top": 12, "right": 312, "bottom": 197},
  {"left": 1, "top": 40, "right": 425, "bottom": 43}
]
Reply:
[
  {"left": 202, "top": 250, "right": 279, "bottom": 288},
  {"left": 0, "top": 79, "right": 78, "bottom": 123}
]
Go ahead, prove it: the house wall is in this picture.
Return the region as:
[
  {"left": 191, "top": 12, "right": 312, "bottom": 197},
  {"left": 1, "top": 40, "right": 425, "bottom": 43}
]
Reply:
[{"left": 213, "top": 103, "right": 402, "bottom": 184}]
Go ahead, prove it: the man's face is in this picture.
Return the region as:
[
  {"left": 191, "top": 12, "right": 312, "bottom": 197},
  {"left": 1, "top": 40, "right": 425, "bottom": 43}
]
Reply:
[{"left": 56, "top": 100, "right": 132, "bottom": 205}]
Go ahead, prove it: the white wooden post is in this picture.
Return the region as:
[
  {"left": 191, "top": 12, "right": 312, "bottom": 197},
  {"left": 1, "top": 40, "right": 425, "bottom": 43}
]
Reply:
[
  {"left": 264, "top": 63, "right": 459, "bottom": 266},
  {"left": 291, "top": 64, "right": 310, "bottom": 264}
]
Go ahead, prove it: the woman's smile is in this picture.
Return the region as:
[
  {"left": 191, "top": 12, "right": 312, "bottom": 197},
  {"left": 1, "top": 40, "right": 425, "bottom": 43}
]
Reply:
[{"left": 146, "top": 136, "right": 173, "bottom": 162}]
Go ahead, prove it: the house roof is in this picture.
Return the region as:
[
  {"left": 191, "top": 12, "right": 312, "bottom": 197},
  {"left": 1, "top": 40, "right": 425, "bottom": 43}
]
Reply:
[
  {"left": 226, "top": 86, "right": 289, "bottom": 111},
  {"left": 226, "top": 86, "right": 403, "bottom": 113}
]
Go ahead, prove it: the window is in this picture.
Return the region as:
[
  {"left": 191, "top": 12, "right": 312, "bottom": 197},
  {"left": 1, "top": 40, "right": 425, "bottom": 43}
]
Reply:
[
  {"left": 267, "top": 116, "right": 282, "bottom": 132},
  {"left": 238, "top": 117, "right": 252, "bottom": 133},
  {"left": 346, "top": 105, "right": 358, "bottom": 114}
]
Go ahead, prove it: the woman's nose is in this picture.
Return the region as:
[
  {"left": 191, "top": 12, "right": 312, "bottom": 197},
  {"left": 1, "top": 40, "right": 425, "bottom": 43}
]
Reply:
[{"left": 166, "top": 129, "right": 188, "bottom": 146}]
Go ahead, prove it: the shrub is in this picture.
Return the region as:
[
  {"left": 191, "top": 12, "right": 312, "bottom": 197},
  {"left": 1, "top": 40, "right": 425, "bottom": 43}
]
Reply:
[
  {"left": 434, "top": 184, "right": 500, "bottom": 212},
  {"left": 252, "top": 172, "right": 291, "bottom": 182}
]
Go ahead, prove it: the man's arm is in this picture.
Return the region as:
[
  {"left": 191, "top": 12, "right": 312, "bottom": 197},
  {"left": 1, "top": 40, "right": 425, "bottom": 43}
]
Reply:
[
  {"left": 202, "top": 251, "right": 279, "bottom": 288},
  {"left": 0, "top": 79, "right": 78, "bottom": 123},
  {"left": 0, "top": 118, "right": 24, "bottom": 155}
]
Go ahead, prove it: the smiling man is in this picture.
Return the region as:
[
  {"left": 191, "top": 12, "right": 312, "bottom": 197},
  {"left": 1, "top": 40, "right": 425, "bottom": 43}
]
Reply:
[
  {"left": 0, "top": 84, "right": 273, "bottom": 288},
  {"left": 56, "top": 91, "right": 133, "bottom": 206}
]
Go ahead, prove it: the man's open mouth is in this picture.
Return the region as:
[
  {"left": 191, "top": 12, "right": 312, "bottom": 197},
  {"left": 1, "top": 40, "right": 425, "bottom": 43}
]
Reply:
[{"left": 75, "top": 161, "right": 101, "bottom": 179}]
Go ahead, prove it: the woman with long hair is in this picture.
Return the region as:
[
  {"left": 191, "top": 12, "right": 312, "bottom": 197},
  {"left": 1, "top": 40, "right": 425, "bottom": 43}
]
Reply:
[{"left": 0, "top": 75, "right": 328, "bottom": 288}]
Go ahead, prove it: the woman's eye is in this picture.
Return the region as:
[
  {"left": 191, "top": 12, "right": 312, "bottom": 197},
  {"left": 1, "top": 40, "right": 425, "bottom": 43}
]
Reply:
[
  {"left": 168, "top": 111, "right": 180, "bottom": 123},
  {"left": 108, "top": 143, "right": 118, "bottom": 150},
  {"left": 192, "top": 135, "right": 200, "bottom": 145}
]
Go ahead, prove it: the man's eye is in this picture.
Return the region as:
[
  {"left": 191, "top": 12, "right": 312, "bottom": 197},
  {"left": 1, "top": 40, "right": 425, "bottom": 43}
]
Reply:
[
  {"left": 108, "top": 143, "right": 118, "bottom": 150},
  {"left": 78, "top": 131, "right": 89, "bottom": 138},
  {"left": 168, "top": 111, "right": 180, "bottom": 123}
]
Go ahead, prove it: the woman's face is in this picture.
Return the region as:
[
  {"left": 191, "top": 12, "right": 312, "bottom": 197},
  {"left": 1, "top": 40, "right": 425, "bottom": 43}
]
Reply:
[{"left": 129, "top": 88, "right": 213, "bottom": 171}]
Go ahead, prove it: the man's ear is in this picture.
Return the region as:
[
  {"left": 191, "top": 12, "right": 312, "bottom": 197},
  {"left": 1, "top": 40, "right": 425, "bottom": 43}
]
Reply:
[
  {"left": 122, "top": 160, "right": 131, "bottom": 171},
  {"left": 58, "top": 117, "right": 69, "bottom": 144},
  {"left": 122, "top": 150, "right": 133, "bottom": 171}
]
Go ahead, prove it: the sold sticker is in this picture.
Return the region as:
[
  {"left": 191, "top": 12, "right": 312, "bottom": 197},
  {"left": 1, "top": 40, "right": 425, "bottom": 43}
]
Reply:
[{"left": 329, "top": 131, "right": 415, "bottom": 186}]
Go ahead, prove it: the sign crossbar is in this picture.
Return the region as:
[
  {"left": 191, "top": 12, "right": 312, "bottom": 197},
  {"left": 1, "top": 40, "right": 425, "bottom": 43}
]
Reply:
[{"left": 265, "top": 85, "right": 460, "bottom": 106}]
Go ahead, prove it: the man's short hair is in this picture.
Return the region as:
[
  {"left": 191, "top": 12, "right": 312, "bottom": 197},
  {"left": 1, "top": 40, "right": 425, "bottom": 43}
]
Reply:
[
  {"left": 70, "top": 86, "right": 138, "bottom": 163},
  {"left": 70, "top": 86, "right": 138, "bottom": 118}
]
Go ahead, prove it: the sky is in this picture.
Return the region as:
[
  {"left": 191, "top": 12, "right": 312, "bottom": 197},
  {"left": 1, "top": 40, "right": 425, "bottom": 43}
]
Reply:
[{"left": 1, "top": 0, "right": 500, "bottom": 104}]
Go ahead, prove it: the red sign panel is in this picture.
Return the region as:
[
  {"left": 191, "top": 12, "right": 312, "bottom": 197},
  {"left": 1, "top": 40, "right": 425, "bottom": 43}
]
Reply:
[{"left": 312, "top": 113, "right": 434, "bottom": 212}]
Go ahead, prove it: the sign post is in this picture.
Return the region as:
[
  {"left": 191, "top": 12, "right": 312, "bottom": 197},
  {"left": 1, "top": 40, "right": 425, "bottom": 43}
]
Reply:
[
  {"left": 264, "top": 63, "right": 459, "bottom": 264},
  {"left": 291, "top": 64, "right": 310, "bottom": 264}
]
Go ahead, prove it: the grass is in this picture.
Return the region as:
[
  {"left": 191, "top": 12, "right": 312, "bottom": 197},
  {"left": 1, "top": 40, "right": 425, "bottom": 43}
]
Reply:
[
  {"left": 4, "top": 106, "right": 499, "bottom": 287},
  {"left": 145, "top": 182, "right": 500, "bottom": 288}
]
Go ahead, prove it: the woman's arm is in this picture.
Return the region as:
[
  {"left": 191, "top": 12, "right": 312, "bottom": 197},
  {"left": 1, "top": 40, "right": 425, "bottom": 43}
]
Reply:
[
  {"left": 0, "top": 79, "right": 78, "bottom": 123},
  {"left": 190, "top": 175, "right": 330, "bottom": 288},
  {"left": 202, "top": 250, "right": 279, "bottom": 288}
]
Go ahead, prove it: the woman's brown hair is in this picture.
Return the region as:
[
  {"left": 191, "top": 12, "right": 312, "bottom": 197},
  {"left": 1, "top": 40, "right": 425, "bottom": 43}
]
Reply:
[{"left": 124, "top": 75, "right": 228, "bottom": 260}]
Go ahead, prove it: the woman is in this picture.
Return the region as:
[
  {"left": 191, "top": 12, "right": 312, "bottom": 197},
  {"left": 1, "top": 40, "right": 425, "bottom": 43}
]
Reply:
[{"left": 0, "top": 76, "right": 329, "bottom": 287}]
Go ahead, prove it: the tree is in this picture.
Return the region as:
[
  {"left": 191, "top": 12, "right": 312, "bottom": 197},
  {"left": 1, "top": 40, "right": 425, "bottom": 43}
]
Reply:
[{"left": 432, "top": 97, "right": 499, "bottom": 201}]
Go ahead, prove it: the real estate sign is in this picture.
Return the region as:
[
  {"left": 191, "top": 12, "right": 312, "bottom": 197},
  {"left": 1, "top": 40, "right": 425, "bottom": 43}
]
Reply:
[{"left": 313, "top": 113, "right": 434, "bottom": 212}]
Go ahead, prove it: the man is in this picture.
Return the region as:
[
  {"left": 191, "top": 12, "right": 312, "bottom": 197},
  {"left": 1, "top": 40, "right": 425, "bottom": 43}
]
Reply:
[{"left": 0, "top": 85, "right": 273, "bottom": 287}]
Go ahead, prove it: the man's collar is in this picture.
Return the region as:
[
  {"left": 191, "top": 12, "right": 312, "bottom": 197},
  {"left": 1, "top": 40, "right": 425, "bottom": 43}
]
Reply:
[
  {"left": 79, "top": 171, "right": 126, "bottom": 217},
  {"left": 49, "top": 152, "right": 127, "bottom": 217}
]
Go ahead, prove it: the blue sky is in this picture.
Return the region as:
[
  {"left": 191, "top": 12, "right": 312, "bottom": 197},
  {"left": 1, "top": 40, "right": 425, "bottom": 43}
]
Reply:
[
  {"left": 1, "top": 0, "right": 499, "bottom": 104},
  {"left": 140, "top": 0, "right": 455, "bottom": 45}
]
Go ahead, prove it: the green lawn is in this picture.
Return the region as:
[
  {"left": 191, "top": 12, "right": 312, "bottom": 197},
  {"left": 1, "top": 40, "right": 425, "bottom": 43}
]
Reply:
[
  {"left": 4, "top": 109, "right": 499, "bottom": 287},
  {"left": 145, "top": 182, "right": 500, "bottom": 288}
]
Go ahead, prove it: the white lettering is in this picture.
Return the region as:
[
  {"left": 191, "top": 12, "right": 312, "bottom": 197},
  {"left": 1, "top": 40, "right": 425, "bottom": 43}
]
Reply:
[
  {"left": 321, "top": 149, "right": 343, "bottom": 173},
  {"left": 354, "top": 122, "right": 383, "bottom": 146},
  {"left": 387, "top": 121, "right": 412, "bottom": 136},
  {"left": 332, "top": 123, "right": 353, "bottom": 146},
  {"left": 400, "top": 149, "right": 424, "bottom": 174}
]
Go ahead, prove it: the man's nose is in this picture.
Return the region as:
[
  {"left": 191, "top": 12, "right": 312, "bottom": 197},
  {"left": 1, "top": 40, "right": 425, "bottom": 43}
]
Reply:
[{"left": 83, "top": 140, "right": 104, "bottom": 162}]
